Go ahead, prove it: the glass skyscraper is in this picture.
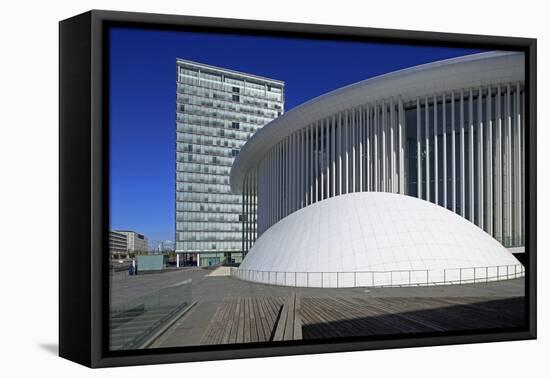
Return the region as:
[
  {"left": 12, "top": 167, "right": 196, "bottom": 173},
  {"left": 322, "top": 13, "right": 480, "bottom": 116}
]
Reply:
[{"left": 175, "top": 59, "right": 284, "bottom": 267}]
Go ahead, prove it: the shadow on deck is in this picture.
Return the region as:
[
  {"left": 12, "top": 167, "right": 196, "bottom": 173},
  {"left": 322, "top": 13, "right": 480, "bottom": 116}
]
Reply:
[{"left": 198, "top": 294, "right": 525, "bottom": 345}]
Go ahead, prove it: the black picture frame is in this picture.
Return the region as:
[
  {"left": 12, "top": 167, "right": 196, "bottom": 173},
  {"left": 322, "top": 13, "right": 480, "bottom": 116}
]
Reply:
[{"left": 59, "top": 9, "right": 537, "bottom": 368}]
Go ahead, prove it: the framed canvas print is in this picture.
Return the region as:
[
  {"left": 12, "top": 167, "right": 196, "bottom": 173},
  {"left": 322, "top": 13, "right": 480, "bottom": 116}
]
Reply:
[{"left": 59, "top": 10, "right": 537, "bottom": 368}]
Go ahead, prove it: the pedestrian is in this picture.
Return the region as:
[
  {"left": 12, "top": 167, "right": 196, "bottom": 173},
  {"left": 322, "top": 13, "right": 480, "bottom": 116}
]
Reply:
[
  {"left": 128, "top": 264, "right": 134, "bottom": 276},
  {"left": 134, "top": 264, "right": 138, "bottom": 275}
]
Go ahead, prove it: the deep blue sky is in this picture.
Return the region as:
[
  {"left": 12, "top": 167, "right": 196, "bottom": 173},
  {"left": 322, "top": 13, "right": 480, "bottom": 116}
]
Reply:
[{"left": 109, "top": 27, "right": 482, "bottom": 246}]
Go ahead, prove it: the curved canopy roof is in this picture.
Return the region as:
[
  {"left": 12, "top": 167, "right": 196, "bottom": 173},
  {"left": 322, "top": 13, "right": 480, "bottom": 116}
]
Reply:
[
  {"left": 238, "top": 193, "right": 522, "bottom": 287},
  {"left": 230, "top": 51, "right": 524, "bottom": 193}
]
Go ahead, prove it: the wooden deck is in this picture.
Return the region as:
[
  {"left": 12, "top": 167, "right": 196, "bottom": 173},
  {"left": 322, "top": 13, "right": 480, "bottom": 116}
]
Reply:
[
  {"left": 200, "top": 296, "right": 284, "bottom": 345},
  {"left": 199, "top": 294, "right": 525, "bottom": 345},
  {"left": 300, "top": 296, "right": 525, "bottom": 339}
]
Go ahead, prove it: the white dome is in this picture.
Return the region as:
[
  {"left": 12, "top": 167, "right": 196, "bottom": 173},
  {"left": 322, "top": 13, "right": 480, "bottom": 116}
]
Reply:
[{"left": 235, "top": 192, "right": 523, "bottom": 288}]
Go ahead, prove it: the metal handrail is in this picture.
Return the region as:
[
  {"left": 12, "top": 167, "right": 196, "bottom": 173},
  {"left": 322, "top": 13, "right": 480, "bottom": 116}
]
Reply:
[{"left": 230, "top": 264, "right": 525, "bottom": 288}]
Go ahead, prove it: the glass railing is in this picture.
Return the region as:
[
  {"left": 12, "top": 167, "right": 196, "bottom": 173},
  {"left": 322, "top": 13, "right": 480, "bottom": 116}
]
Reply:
[
  {"left": 231, "top": 264, "right": 524, "bottom": 288},
  {"left": 109, "top": 277, "right": 193, "bottom": 351}
]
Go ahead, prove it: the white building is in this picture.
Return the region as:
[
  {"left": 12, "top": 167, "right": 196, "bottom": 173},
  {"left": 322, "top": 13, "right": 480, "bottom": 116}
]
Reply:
[
  {"left": 109, "top": 231, "right": 128, "bottom": 254},
  {"left": 230, "top": 51, "right": 525, "bottom": 287},
  {"left": 115, "top": 231, "right": 149, "bottom": 253}
]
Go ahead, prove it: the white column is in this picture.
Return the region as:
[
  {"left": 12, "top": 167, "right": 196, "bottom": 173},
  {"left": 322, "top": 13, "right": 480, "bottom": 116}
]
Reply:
[
  {"left": 325, "top": 118, "right": 334, "bottom": 198},
  {"left": 317, "top": 121, "right": 321, "bottom": 201},
  {"left": 506, "top": 84, "right": 512, "bottom": 244},
  {"left": 442, "top": 93, "right": 447, "bottom": 209},
  {"left": 487, "top": 86, "right": 493, "bottom": 237},
  {"left": 320, "top": 121, "right": 325, "bottom": 200},
  {"left": 344, "top": 110, "right": 350, "bottom": 194},
  {"left": 374, "top": 103, "right": 379, "bottom": 192},
  {"left": 416, "top": 97, "right": 422, "bottom": 199},
  {"left": 398, "top": 99, "right": 404, "bottom": 194},
  {"left": 433, "top": 94, "right": 438, "bottom": 205},
  {"left": 381, "top": 100, "right": 387, "bottom": 192},
  {"left": 326, "top": 119, "right": 331, "bottom": 198},
  {"left": 478, "top": 87, "right": 484, "bottom": 230},
  {"left": 496, "top": 86, "right": 502, "bottom": 242},
  {"left": 268, "top": 148, "right": 271, "bottom": 227},
  {"left": 265, "top": 158, "right": 268, "bottom": 232},
  {"left": 294, "top": 132, "right": 298, "bottom": 211},
  {"left": 338, "top": 113, "right": 343, "bottom": 195},
  {"left": 284, "top": 137, "right": 288, "bottom": 217},
  {"left": 515, "top": 82, "right": 522, "bottom": 246},
  {"left": 290, "top": 133, "right": 294, "bottom": 213},
  {"left": 469, "top": 89, "right": 474, "bottom": 223},
  {"left": 304, "top": 128, "right": 307, "bottom": 207},
  {"left": 273, "top": 147, "right": 277, "bottom": 224},
  {"left": 389, "top": 98, "right": 395, "bottom": 193},
  {"left": 425, "top": 96, "right": 430, "bottom": 202},
  {"left": 288, "top": 137, "right": 291, "bottom": 217},
  {"left": 274, "top": 145, "right": 278, "bottom": 222},
  {"left": 303, "top": 129, "right": 306, "bottom": 207},
  {"left": 332, "top": 115, "right": 336, "bottom": 197},
  {"left": 310, "top": 125, "right": 314, "bottom": 204},
  {"left": 296, "top": 134, "right": 300, "bottom": 210},
  {"left": 451, "top": 92, "right": 456, "bottom": 213},
  {"left": 366, "top": 104, "right": 371, "bottom": 191},
  {"left": 460, "top": 90, "right": 465, "bottom": 218},
  {"left": 293, "top": 132, "right": 297, "bottom": 212},
  {"left": 280, "top": 140, "right": 283, "bottom": 219},
  {"left": 310, "top": 124, "right": 314, "bottom": 204},
  {"left": 350, "top": 109, "right": 357, "bottom": 193},
  {"left": 253, "top": 169, "right": 257, "bottom": 242},
  {"left": 521, "top": 89, "right": 525, "bottom": 243},
  {"left": 357, "top": 107, "right": 364, "bottom": 192}
]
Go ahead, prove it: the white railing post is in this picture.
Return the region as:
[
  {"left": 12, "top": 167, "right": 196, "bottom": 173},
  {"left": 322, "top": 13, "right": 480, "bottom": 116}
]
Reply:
[{"left": 426, "top": 270, "right": 429, "bottom": 286}]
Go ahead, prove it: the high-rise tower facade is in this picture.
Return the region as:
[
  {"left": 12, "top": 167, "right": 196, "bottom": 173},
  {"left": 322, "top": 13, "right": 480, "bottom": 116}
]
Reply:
[{"left": 176, "top": 59, "right": 284, "bottom": 266}]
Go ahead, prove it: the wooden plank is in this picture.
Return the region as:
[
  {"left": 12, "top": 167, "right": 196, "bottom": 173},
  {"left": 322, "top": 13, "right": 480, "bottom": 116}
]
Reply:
[
  {"left": 272, "top": 297, "right": 288, "bottom": 341},
  {"left": 249, "top": 297, "right": 259, "bottom": 343},
  {"left": 259, "top": 298, "right": 272, "bottom": 341},
  {"left": 268, "top": 298, "right": 281, "bottom": 337},
  {"left": 255, "top": 297, "right": 269, "bottom": 342},
  {"left": 283, "top": 294, "right": 295, "bottom": 340},
  {"left": 243, "top": 297, "right": 251, "bottom": 343},
  {"left": 211, "top": 300, "right": 233, "bottom": 343},
  {"left": 221, "top": 299, "right": 238, "bottom": 344},
  {"left": 293, "top": 294, "right": 302, "bottom": 340},
  {"left": 229, "top": 298, "right": 242, "bottom": 344}
]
